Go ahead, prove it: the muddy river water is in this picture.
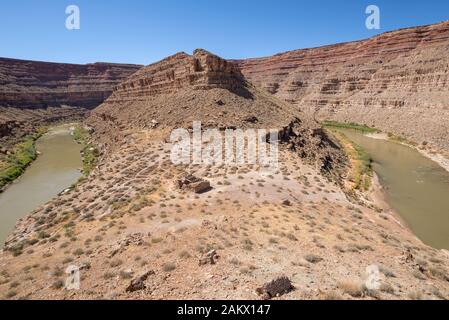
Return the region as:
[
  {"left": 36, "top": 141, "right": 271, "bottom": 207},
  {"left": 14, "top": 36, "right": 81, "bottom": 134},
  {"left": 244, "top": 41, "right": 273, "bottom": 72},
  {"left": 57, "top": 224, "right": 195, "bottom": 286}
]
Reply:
[
  {"left": 339, "top": 129, "right": 449, "bottom": 250},
  {"left": 0, "top": 125, "right": 82, "bottom": 246}
]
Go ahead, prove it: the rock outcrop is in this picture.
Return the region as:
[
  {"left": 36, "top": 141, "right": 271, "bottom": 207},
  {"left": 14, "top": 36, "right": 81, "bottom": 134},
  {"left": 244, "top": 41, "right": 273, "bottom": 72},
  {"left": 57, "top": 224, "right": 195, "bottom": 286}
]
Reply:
[
  {"left": 256, "top": 276, "right": 294, "bottom": 299},
  {"left": 0, "top": 58, "right": 142, "bottom": 108},
  {"left": 109, "top": 49, "right": 247, "bottom": 102},
  {"left": 177, "top": 175, "right": 212, "bottom": 194},
  {"left": 234, "top": 20, "right": 449, "bottom": 152}
]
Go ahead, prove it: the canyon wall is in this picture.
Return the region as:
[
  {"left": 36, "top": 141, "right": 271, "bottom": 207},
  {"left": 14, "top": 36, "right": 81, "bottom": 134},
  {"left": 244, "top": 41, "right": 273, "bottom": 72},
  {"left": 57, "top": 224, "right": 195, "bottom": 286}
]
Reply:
[
  {"left": 235, "top": 21, "right": 449, "bottom": 152},
  {"left": 0, "top": 58, "right": 141, "bottom": 155},
  {"left": 0, "top": 58, "right": 141, "bottom": 108}
]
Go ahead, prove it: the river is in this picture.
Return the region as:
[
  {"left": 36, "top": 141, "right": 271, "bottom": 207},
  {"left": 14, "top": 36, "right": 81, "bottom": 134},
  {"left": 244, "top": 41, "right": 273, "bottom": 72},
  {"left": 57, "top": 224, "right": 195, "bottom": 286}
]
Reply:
[
  {"left": 338, "top": 129, "right": 449, "bottom": 250},
  {"left": 0, "top": 125, "right": 82, "bottom": 246}
]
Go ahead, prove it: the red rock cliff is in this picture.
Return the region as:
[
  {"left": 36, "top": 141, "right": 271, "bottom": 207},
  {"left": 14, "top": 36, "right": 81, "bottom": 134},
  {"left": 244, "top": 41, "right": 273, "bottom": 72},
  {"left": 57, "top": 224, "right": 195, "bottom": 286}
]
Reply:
[
  {"left": 0, "top": 58, "right": 142, "bottom": 108},
  {"left": 234, "top": 21, "right": 449, "bottom": 151}
]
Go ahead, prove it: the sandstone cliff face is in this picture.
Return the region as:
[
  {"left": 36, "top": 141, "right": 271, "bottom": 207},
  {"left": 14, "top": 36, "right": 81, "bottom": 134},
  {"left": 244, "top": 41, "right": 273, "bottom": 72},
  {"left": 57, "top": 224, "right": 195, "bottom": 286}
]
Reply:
[
  {"left": 108, "top": 49, "right": 247, "bottom": 103},
  {"left": 0, "top": 58, "right": 142, "bottom": 108},
  {"left": 234, "top": 21, "right": 449, "bottom": 152}
]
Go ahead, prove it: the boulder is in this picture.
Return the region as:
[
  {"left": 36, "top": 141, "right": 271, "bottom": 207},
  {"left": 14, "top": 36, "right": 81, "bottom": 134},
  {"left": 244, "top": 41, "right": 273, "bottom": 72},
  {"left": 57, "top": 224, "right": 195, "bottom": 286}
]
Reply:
[
  {"left": 199, "top": 249, "right": 219, "bottom": 266},
  {"left": 244, "top": 116, "right": 258, "bottom": 123},
  {"left": 126, "top": 270, "right": 155, "bottom": 293},
  {"left": 177, "top": 175, "right": 211, "bottom": 193},
  {"left": 256, "top": 276, "right": 293, "bottom": 300}
]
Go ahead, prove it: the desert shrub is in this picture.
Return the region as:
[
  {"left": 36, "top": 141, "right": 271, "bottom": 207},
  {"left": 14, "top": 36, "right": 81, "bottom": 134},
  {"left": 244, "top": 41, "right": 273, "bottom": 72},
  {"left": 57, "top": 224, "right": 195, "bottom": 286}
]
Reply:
[
  {"left": 339, "top": 280, "right": 365, "bottom": 297},
  {"left": 321, "top": 291, "right": 343, "bottom": 300},
  {"left": 119, "top": 270, "right": 133, "bottom": 280},
  {"left": 412, "top": 270, "right": 426, "bottom": 280},
  {"left": 5, "top": 290, "right": 17, "bottom": 298},
  {"left": 51, "top": 279, "right": 64, "bottom": 290},
  {"left": 379, "top": 265, "right": 396, "bottom": 278},
  {"left": 73, "top": 248, "right": 84, "bottom": 256},
  {"left": 179, "top": 251, "right": 191, "bottom": 259},
  {"left": 428, "top": 266, "right": 447, "bottom": 280},
  {"left": 304, "top": 254, "right": 323, "bottom": 264},
  {"left": 408, "top": 291, "right": 423, "bottom": 300},
  {"left": 162, "top": 262, "right": 176, "bottom": 272},
  {"left": 103, "top": 271, "right": 115, "bottom": 279},
  {"left": 380, "top": 283, "right": 395, "bottom": 294},
  {"left": 110, "top": 259, "right": 123, "bottom": 267}
]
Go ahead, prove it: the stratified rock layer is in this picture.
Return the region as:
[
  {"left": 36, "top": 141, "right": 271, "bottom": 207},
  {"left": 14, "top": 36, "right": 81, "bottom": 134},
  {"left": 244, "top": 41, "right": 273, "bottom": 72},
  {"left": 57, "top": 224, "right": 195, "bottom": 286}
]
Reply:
[
  {"left": 235, "top": 21, "right": 449, "bottom": 151},
  {"left": 110, "top": 49, "right": 246, "bottom": 101},
  {"left": 0, "top": 58, "right": 142, "bottom": 108}
]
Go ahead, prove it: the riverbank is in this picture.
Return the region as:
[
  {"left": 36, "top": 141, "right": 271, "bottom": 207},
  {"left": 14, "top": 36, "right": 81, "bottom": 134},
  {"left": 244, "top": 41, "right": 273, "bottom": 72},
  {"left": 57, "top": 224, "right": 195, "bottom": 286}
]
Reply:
[
  {"left": 0, "top": 127, "right": 47, "bottom": 192},
  {"left": 324, "top": 126, "right": 404, "bottom": 225},
  {"left": 369, "top": 172, "right": 409, "bottom": 231},
  {"left": 0, "top": 121, "right": 99, "bottom": 193},
  {"left": 72, "top": 126, "right": 99, "bottom": 177},
  {"left": 324, "top": 127, "right": 373, "bottom": 194},
  {"left": 0, "top": 125, "right": 83, "bottom": 247},
  {"left": 327, "top": 123, "right": 449, "bottom": 250}
]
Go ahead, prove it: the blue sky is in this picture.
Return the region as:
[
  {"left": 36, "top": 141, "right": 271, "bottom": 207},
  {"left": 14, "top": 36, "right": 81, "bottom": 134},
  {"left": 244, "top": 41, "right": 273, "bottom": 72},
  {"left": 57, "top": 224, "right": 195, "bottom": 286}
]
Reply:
[{"left": 0, "top": 0, "right": 448, "bottom": 65}]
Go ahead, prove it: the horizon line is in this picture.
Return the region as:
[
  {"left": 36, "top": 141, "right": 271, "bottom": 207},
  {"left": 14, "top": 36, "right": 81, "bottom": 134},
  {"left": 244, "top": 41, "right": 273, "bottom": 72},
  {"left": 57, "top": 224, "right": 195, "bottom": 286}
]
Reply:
[{"left": 1, "top": 19, "right": 448, "bottom": 67}]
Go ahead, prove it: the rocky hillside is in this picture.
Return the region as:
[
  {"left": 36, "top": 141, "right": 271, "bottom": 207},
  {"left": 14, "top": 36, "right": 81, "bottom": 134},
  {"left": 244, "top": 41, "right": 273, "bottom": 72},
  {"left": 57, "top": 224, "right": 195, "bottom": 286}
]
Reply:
[
  {"left": 91, "top": 49, "right": 294, "bottom": 130},
  {"left": 0, "top": 58, "right": 141, "bottom": 108},
  {"left": 3, "top": 130, "right": 449, "bottom": 300},
  {"left": 234, "top": 20, "right": 449, "bottom": 152},
  {"left": 88, "top": 49, "right": 345, "bottom": 177}
]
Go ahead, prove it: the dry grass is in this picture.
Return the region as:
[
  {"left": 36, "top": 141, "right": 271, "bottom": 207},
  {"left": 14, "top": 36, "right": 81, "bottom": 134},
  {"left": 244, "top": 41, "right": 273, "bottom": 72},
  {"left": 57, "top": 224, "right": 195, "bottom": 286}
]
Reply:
[
  {"left": 304, "top": 254, "right": 323, "bottom": 264},
  {"left": 339, "top": 280, "right": 365, "bottom": 298}
]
